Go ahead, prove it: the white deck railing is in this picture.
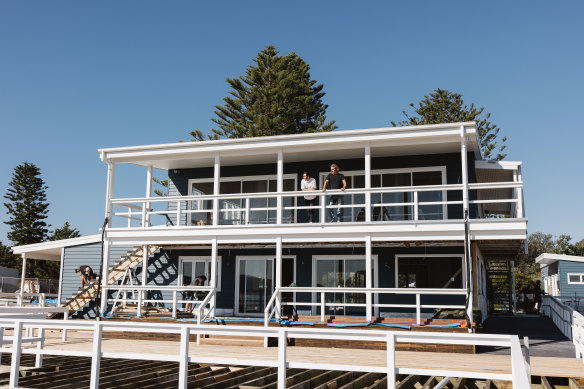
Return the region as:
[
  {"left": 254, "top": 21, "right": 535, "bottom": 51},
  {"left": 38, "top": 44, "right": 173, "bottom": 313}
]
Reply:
[
  {"left": 265, "top": 287, "right": 467, "bottom": 326},
  {"left": 104, "top": 285, "right": 215, "bottom": 319},
  {"left": 541, "top": 295, "right": 584, "bottom": 362},
  {"left": 109, "top": 182, "right": 524, "bottom": 228},
  {"left": 0, "top": 292, "right": 59, "bottom": 307},
  {"left": 0, "top": 318, "right": 530, "bottom": 389}
]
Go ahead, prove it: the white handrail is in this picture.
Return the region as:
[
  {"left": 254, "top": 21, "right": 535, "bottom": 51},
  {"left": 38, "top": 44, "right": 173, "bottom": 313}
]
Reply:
[
  {"left": 265, "top": 287, "right": 467, "bottom": 326},
  {"left": 541, "top": 295, "right": 584, "bottom": 362},
  {"left": 0, "top": 318, "right": 531, "bottom": 389},
  {"left": 110, "top": 180, "right": 524, "bottom": 227}
]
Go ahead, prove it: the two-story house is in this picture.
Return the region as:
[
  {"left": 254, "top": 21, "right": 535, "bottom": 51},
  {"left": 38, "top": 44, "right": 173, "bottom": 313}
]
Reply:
[{"left": 13, "top": 122, "right": 527, "bottom": 326}]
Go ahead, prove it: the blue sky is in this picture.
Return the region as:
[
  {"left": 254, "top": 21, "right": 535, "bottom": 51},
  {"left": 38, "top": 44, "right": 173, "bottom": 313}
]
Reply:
[{"left": 0, "top": 1, "right": 583, "bottom": 244}]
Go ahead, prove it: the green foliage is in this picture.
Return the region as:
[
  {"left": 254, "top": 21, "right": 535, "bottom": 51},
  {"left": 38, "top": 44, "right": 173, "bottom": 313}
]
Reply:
[
  {"left": 193, "top": 45, "right": 337, "bottom": 141},
  {"left": 152, "top": 177, "right": 169, "bottom": 197},
  {"left": 515, "top": 232, "right": 583, "bottom": 294},
  {"left": 49, "top": 222, "right": 81, "bottom": 241},
  {"left": 391, "top": 89, "right": 507, "bottom": 161},
  {"left": 3, "top": 162, "right": 50, "bottom": 245},
  {"left": 3, "top": 162, "right": 59, "bottom": 279},
  {"left": 0, "top": 240, "right": 19, "bottom": 270}
]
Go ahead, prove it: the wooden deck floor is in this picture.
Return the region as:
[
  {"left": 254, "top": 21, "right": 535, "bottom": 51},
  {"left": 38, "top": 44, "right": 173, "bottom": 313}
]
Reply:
[{"left": 19, "top": 330, "right": 584, "bottom": 379}]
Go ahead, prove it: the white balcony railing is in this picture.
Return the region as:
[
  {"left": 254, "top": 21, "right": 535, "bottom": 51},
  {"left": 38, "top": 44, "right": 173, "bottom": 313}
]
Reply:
[
  {"left": 109, "top": 182, "right": 524, "bottom": 228},
  {"left": 264, "top": 287, "right": 468, "bottom": 326}
]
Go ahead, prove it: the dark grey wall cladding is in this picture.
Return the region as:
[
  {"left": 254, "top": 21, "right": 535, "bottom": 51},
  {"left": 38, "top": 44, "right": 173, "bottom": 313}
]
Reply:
[
  {"left": 62, "top": 243, "right": 133, "bottom": 318},
  {"left": 64, "top": 243, "right": 467, "bottom": 316},
  {"left": 167, "top": 152, "right": 477, "bottom": 222},
  {"left": 559, "top": 260, "right": 584, "bottom": 297},
  {"left": 164, "top": 246, "right": 465, "bottom": 315}
]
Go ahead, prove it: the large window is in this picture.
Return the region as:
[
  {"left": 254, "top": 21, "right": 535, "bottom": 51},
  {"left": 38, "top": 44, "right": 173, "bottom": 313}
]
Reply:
[
  {"left": 319, "top": 167, "right": 446, "bottom": 222},
  {"left": 312, "top": 256, "right": 377, "bottom": 316},
  {"left": 189, "top": 175, "right": 297, "bottom": 225},
  {"left": 395, "top": 255, "right": 464, "bottom": 289},
  {"left": 178, "top": 256, "right": 222, "bottom": 291}
]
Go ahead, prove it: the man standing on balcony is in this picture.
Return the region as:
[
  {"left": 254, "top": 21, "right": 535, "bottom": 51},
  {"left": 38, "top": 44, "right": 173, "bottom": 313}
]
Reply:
[
  {"left": 301, "top": 172, "right": 317, "bottom": 223},
  {"left": 322, "top": 164, "right": 347, "bottom": 222}
]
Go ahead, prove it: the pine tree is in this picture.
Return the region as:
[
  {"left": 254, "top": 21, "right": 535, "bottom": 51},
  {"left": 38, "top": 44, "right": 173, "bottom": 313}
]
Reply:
[
  {"left": 3, "top": 162, "right": 51, "bottom": 278},
  {"left": 191, "top": 46, "right": 337, "bottom": 141},
  {"left": 4, "top": 162, "right": 50, "bottom": 245},
  {"left": 49, "top": 222, "right": 81, "bottom": 241},
  {"left": 392, "top": 89, "right": 507, "bottom": 161}
]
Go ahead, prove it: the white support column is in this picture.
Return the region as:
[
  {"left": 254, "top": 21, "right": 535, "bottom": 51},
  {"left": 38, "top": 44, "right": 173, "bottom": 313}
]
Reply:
[
  {"left": 460, "top": 125, "right": 469, "bottom": 214},
  {"left": 365, "top": 145, "right": 371, "bottom": 222},
  {"left": 178, "top": 326, "right": 190, "bottom": 389},
  {"left": 99, "top": 241, "right": 111, "bottom": 316},
  {"left": 516, "top": 166, "right": 524, "bottom": 218},
  {"left": 213, "top": 155, "right": 220, "bottom": 226},
  {"left": 277, "top": 150, "right": 283, "bottom": 225},
  {"left": 210, "top": 238, "right": 218, "bottom": 317},
  {"left": 386, "top": 333, "right": 396, "bottom": 389},
  {"left": 9, "top": 321, "right": 22, "bottom": 388},
  {"left": 105, "top": 162, "right": 115, "bottom": 228},
  {"left": 277, "top": 330, "right": 287, "bottom": 389},
  {"left": 19, "top": 254, "right": 27, "bottom": 304},
  {"left": 144, "top": 166, "right": 153, "bottom": 227},
  {"left": 139, "top": 245, "right": 149, "bottom": 317},
  {"left": 90, "top": 322, "right": 102, "bottom": 389},
  {"left": 57, "top": 248, "right": 65, "bottom": 307},
  {"left": 365, "top": 235, "right": 372, "bottom": 322},
  {"left": 275, "top": 236, "right": 282, "bottom": 318}
]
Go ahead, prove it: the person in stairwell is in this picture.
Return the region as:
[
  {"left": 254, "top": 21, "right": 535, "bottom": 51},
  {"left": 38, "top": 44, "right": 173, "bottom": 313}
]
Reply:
[
  {"left": 185, "top": 274, "right": 207, "bottom": 313},
  {"left": 75, "top": 265, "right": 95, "bottom": 287}
]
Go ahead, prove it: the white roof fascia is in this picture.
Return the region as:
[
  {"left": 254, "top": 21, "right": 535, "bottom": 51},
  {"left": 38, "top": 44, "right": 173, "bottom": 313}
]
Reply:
[
  {"left": 475, "top": 160, "right": 522, "bottom": 170},
  {"left": 98, "top": 122, "right": 478, "bottom": 163},
  {"left": 536, "top": 253, "right": 584, "bottom": 266},
  {"left": 11, "top": 234, "right": 102, "bottom": 255}
]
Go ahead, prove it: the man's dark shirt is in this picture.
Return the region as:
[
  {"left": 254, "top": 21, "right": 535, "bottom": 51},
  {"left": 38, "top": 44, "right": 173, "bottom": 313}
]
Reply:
[{"left": 325, "top": 173, "right": 345, "bottom": 190}]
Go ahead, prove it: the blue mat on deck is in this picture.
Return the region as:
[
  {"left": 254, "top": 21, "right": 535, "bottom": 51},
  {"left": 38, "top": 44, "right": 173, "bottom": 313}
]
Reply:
[
  {"left": 327, "top": 322, "right": 372, "bottom": 327},
  {"left": 372, "top": 323, "right": 413, "bottom": 329},
  {"left": 279, "top": 320, "right": 314, "bottom": 326}
]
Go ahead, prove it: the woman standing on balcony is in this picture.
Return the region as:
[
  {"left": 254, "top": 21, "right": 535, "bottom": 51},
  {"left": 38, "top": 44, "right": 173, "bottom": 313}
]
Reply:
[{"left": 301, "top": 172, "right": 317, "bottom": 223}]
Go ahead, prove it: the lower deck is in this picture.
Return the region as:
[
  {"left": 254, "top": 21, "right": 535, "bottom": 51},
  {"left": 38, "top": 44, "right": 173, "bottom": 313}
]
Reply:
[{"left": 19, "top": 329, "right": 584, "bottom": 379}]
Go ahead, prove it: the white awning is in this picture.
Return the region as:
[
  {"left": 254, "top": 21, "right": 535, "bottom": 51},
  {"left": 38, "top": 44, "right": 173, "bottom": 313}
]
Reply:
[{"left": 11, "top": 235, "right": 102, "bottom": 262}]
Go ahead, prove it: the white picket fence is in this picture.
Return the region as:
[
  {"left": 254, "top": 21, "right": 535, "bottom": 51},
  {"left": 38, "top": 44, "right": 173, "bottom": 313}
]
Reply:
[
  {"left": 0, "top": 318, "right": 530, "bottom": 389},
  {"left": 541, "top": 294, "right": 584, "bottom": 362}
]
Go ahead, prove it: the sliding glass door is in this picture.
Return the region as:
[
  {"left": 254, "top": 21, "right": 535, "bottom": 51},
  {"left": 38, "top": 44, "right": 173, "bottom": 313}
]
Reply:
[
  {"left": 313, "top": 256, "right": 376, "bottom": 316},
  {"left": 236, "top": 256, "right": 295, "bottom": 316}
]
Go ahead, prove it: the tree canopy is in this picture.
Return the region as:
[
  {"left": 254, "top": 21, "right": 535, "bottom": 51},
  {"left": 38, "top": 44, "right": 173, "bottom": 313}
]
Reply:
[
  {"left": 49, "top": 222, "right": 81, "bottom": 241},
  {"left": 391, "top": 89, "right": 507, "bottom": 161},
  {"left": 515, "top": 232, "right": 584, "bottom": 295},
  {"left": 191, "top": 45, "right": 337, "bottom": 141},
  {"left": 4, "top": 162, "right": 50, "bottom": 246}
]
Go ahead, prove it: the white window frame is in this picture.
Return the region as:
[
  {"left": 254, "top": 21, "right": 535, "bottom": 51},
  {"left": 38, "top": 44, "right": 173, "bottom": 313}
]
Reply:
[
  {"left": 188, "top": 174, "right": 298, "bottom": 226},
  {"left": 234, "top": 255, "right": 296, "bottom": 317},
  {"left": 312, "top": 255, "right": 379, "bottom": 316},
  {"left": 178, "top": 256, "right": 222, "bottom": 292},
  {"left": 567, "top": 273, "right": 584, "bottom": 285},
  {"left": 394, "top": 254, "right": 465, "bottom": 289},
  {"left": 319, "top": 166, "right": 448, "bottom": 220}
]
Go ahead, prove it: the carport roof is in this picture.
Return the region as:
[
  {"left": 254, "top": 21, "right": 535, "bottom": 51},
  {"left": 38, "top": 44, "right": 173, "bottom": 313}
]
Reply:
[{"left": 11, "top": 235, "right": 102, "bottom": 262}]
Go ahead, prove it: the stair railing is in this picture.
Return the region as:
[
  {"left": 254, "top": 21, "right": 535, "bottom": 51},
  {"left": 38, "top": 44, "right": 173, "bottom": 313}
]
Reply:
[
  {"left": 264, "top": 289, "right": 282, "bottom": 327},
  {"left": 195, "top": 289, "right": 216, "bottom": 326}
]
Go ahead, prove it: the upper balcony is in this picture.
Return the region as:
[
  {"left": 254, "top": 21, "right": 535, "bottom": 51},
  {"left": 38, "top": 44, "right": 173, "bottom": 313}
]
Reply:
[{"left": 98, "top": 122, "right": 526, "bottom": 244}]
